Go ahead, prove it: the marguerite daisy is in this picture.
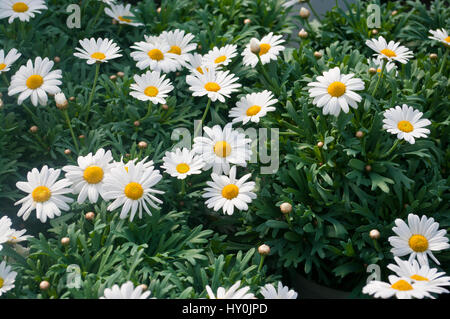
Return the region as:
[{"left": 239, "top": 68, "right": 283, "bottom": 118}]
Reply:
[
  {"left": 130, "top": 38, "right": 181, "bottom": 73},
  {"left": 129, "top": 70, "right": 174, "bottom": 105},
  {"left": 7, "top": 227, "right": 30, "bottom": 244},
  {"left": 307, "top": 67, "right": 365, "bottom": 116},
  {"left": 0, "top": 261, "right": 17, "bottom": 296},
  {"left": 8, "top": 56, "right": 62, "bottom": 106},
  {"left": 0, "top": 216, "right": 13, "bottom": 251},
  {"left": 193, "top": 123, "right": 252, "bottom": 174},
  {"left": 388, "top": 213, "right": 450, "bottom": 266},
  {"left": 202, "top": 165, "right": 256, "bottom": 215},
  {"left": 369, "top": 57, "right": 397, "bottom": 74},
  {"left": 185, "top": 53, "right": 208, "bottom": 74},
  {"left": 260, "top": 282, "right": 298, "bottom": 299},
  {"left": 365, "top": 36, "right": 414, "bottom": 64},
  {"left": 382, "top": 104, "right": 431, "bottom": 144},
  {"left": 160, "top": 29, "right": 197, "bottom": 69},
  {"left": 103, "top": 161, "right": 164, "bottom": 221},
  {"left": 0, "top": 48, "right": 21, "bottom": 74},
  {"left": 206, "top": 280, "right": 255, "bottom": 299},
  {"left": 104, "top": 3, "right": 143, "bottom": 27},
  {"left": 0, "top": 0, "right": 47, "bottom": 24},
  {"left": 74, "top": 38, "right": 122, "bottom": 64},
  {"left": 186, "top": 66, "right": 241, "bottom": 103},
  {"left": 203, "top": 44, "right": 238, "bottom": 67},
  {"left": 100, "top": 281, "right": 151, "bottom": 299},
  {"left": 161, "top": 148, "right": 204, "bottom": 180},
  {"left": 14, "top": 166, "right": 74, "bottom": 223},
  {"left": 363, "top": 275, "right": 434, "bottom": 299},
  {"left": 229, "top": 90, "right": 277, "bottom": 124},
  {"left": 62, "top": 148, "right": 113, "bottom": 204},
  {"left": 428, "top": 28, "right": 450, "bottom": 46},
  {"left": 242, "top": 33, "right": 285, "bottom": 67}
]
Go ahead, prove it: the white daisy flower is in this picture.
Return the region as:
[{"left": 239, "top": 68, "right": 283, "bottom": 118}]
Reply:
[
  {"left": 382, "top": 104, "right": 431, "bottom": 144},
  {"left": 0, "top": 0, "right": 47, "bottom": 24},
  {"left": 388, "top": 213, "right": 450, "bottom": 266},
  {"left": 129, "top": 70, "right": 174, "bottom": 105},
  {"left": 387, "top": 257, "right": 450, "bottom": 295},
  {"left": 130, "top": 38, "right": 181, "bottom": 73},
  {"left": 428, "top": 28, "right": 450, "bottom": 46},
  {"left": 103, "top": 160, "right": 164, "bottom": 221},
  {"left": 260, "top": 282, "right": 298, "bottom": 299},
  {"left": 14, "top": 166, "right": 74, "bottom": 223},
  {"left": 369, "top": 57, "right": 397, "bottom": 74},
  {"left": 206, "top": 280, "right": 255, "bottom": 299},
  {"left": 104, "top": 3, "right": 143, "bottom": 27},
  {"left": 112, "top": 156, "right": 155, "bottom": 172},
  {"left": 7, "top": 227, "right": 30, "bottom": 244},
  {"left": 186, "top": 66, "right": 241, "bottom": 103},
  {"left": 0, "top": 261, "right": 17, "bottom": 296},
  {"left": 74, "top": 38, "right": 122, "bottom": 64},
  {"left": 62, "top": 148, "right": 114, "bottom": 204},
  {"left": 0, "top": 216, "right": 14, "bottom": 251},
  {"left": 203, "top": 44, "right": 238, "bottom": 67},
  {"left": 0, "top": 48, "right": 21, "bottom": 74},
  {"left": 160, "top": 29, "right": 197, "bottom": 69},
  {"left": 193, "top": 123, "right": 252, "bottom": 174},
  {"left": 363, "top": 275, "right": 434, "bottom": 299},
  {"left": 242, "top": 33, "right": 285, "bottom": 68},
  {"left": 100, "top": 281, "right": 151, "bottom": 299},
  {"left": 229, "top": 90, "right": 277, "bottom": 124},
  {"left": 365, "top": 36, "right": 414, "bottom": 64},
  {"left": 99, "top": 0, "right": 115, "bottom": 5},
  {"left": 202, "top": 165, "right": 256, "bottom": 215},
  {"left": 161, "top": 148, "right": 204, "bottom": 180},
  {"left": 8, "top": 57, "right": 62, "bottom": 106},
  {"left": 307, "top": 67, "right": 365, "bottom": 116},
  {"left": 185, "top": 53, "right": 214, "bottom": 74}
]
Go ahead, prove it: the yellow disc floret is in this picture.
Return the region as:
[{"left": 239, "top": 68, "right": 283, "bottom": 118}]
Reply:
[
  {"left": 380, "top": 48, "right": 397, "bottom": 58},
  {"left": 397, "top": 120, "right": 414, "bottom": 133},
  {"left": 204, "top": 82, "right": 221, "bottom": 92},
  {"left": 221, "top": 184, "right": 239, "bottom": 200},
  {"left": 32, "top": 186, "right": 51, "bottom": 203},
  {"left": 246, "top": 105, "right": 261, "bottom": 116},
  {"left": 91, "top": 52, "right": 106, "bottom": 60},
  {"left": 390, "top": 279, "right": 413, "bottom": 291},
  {"left": 144, "top": 86, "right": 159, "bottom": 97},
  {"left": 214, "top": 55, "right": 227, "bottom": 64},
  {"left": 327, "top": 81, "right": 346, "bottom": 97},
  {"left": 176, "top": 163, "right": 190, "bottom": 174},
  {"left": 168, "top": 45, "right": 182, "bottom": 55},
  {"left": 259, "top": 43, "right": 271, "bottom": 56},
  {"left": 410, "top": 274, "right": 429, "bottom": 281},
  {"left": 213, "top": 141, "right": 231, "bottom": 158},
  {"left": 408, "top": 234, "right": 429, "bottom": 252},
  {"left": 0, "top": 63, "right": 6, "bottom": 71},
  {"left": 12, "top": 2, "right": 28, "bottom": 12},
  {"left": 124, "top": 182, "right": 144, "bottom": 200},
  {"left": 148, "top": 49, "right": 164, "bottom": 61},
  {"left": 26, "top": 75, "right": 44, "bottom": 90},
  {"left": 83, "top": 166, "right": 104, "bottom": 184}
]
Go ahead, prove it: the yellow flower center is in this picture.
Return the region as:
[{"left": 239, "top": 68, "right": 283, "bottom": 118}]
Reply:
[
  {"left": 246, "top": 105, "right": 261, "bottom": 116},
  {"left": 213, "top": 141, "right": 231, "bottom": 158},
  {"left": 12, "top": 2, "right": 28, "bottom": 12},
  {"left": 168, "top": 45, "right": 182, "bottom": 55},
  {"left": 0, "top": 63, "right": 6, "bottom": 71},
  {"left": 196, "top": 67, "right": 204, "bottom": 74},
  {"left": 327, "top": 81, "right": 346, "bottom": 97},
  {"left": 222, "top": 184, "right": 239, "bottom": 200},
  {"left": 214, "top": 55, "right": 227, "bottom": 64},
  {"left": 124, "top": 182, "right": 144, "bottom": 200},
  {"left": 390, "top": 279, "right": 413, "bottom": 291},
  {"left": 91, "top": 52, "right": 106, "bottom": 60},
  {"left": 26, "top": 75, "right": 44, "bottom": 90},
  {"left": 259, "top": 43, "right": 271, "bottom": 56},
  {"left": 204, "top": 82, "right": 221, "bottom": 92},
  {"left": 380, "top": 48, "right": 397, "bottom": 58},
  {"left": 148, "top": 49, "right": 164, "bottom": 61},
  {"left": 144, "top": 86, "right": 159, "bottom": 97},
  {"left": 124, "top": 166, "right": 129, "bottom": 172},
  {"left": 83, "top": 166, "right": 104, "bottom": 184},
  {"left": 176, "top": 163, "right": 190, "bottom": 174},
  {"left": 397, "top": 120, "right": 414, "bottom": 133},
  {"left": 410, "top": 274, "right": 429, "bottom": 281},
  {"left": 445, "top": 36, "right": 450, "bottom": 43},
  {"left": 0, "top": 277, "right": 4, "bottom": 288},
  {"left": 408, "top": 234, "right": 428, "bottom": 252},
  {"left": 118, "top": 16, "right": 132, "bottom": 23},
  {"left": 32, "top": 186, "right": 51, "bottom": 203}
]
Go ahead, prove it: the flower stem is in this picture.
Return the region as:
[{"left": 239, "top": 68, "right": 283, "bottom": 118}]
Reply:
[
  {"left": 380, "top": 139, "right": 401, "bottom": 159},
  {"left": 372, "top": 59, "right": 386, "bottom": 97},
  {"left": 63, "top": 110, "right": 79, "bottom": 153},
  {"left": 257, "top": 55, "right": 278, "bottom": 94},
  {"left": 180, "top": 179, "right": 186, "bottom": 195},
  {"left": 85, "top": 62, "right": 100, "bottom": 123},
  {"left": 257, "top": 255, "right": 266, "bottom": 273},
  {"left": 193, "top": 99, "right": 211, "bottom": 138},
  {"left": 91, "top": 3, "right": 104, "bottom": 28},
  {"left": 2, "top": 73, "right": 9, "bottom": 86},
  {"left": 140, "top": 101, "right": 153, "bottom": 121},
  {"left": 438, "top": 49, "right": 448, "bottom": 75}
]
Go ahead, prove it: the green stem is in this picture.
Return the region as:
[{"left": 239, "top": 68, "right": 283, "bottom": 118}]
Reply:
[
  {"left": 193, "top": 99, "right": 211, "bottom": 138},
  {"left": 380, "top": 139, "right": 401, "bottom": 159},
  {"left": 180, "top": 179, "right": 186, "bottom": 195},
  {"left": 438, "top": 49, "right": 448, "bottom": 75},
  {"left": 2, "top": 73, "right": 10, "bottom": 86},
  {"left": 85, "top": 62, "right": 100, "bottom": 123},
  {"left": 63, "top": 110, "right": 79, "bottom": 153},
  {"left": 257, "top": 55, "right": 278, "bottom": 93},
  {"left": 372, "top": 59, "right": 386, "bottom": 97},
  {"left": 307, "top": 1, "right": 322, "bottom": 23},
  {"left": 257, "top": 255, "right": 266, "bottom": 273},
  {"left": 140, "top": 101, "right": 153, "bottom": 121},
  {"left": 285, "top": 213, "right": 293, "bottom": 228},
  {"left": 91, "top": 3, "right": 105, "bottom": 29}
]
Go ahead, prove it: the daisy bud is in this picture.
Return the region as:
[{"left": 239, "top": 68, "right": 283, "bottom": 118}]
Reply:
[
  {"left": 317, "top": 141, "right": 324, "bottom": 148},
  {"left": 157, "top": 7, "right": 161, "bottom": 13},
  {"left": 176, "top": 72, "right": 181, "bottom": 76},
  {"left": 280, "top": 202, "right": 292, "bottom": 214},
  {"left": 298, "top": 29, "right": 308, "bottom": 39},
  {"left": 371, "top": 29, "right": 378, "bottom": 35},
  {"left": 112, "top": 18, "right": 117, "bottom": 25},
  {"left": 79, "top": 134, "right": 85, "bottom": 139},
  {"left": 125, "top": 153, "right": 131, "bottom": 157},
  {"left": 61, "top": 237, "right": 70, "bottom": 245},
  {"left": 55, "top": 92, "right": 68, "bottom": 110},
  {"left": 365, "top": 164, "right": 372, "bottom": 172},
  {"left": 162, "top": 104, "right": 169, "bottom": 110},
  {"left": 64, "top": 149, "right": 71, "bottom": 155},
  {"left": 356, "top": 131, "right": 364, "bottom": 138},
  {"left": 69, "top": 96, "right": 75, "bottom": 101},
  {"left": 314, "top": 51, "right": 322, "bottom": 59},
  {"left": 138, "top": 141, "right": 147, "bottom": 149},
  {"left": 134, "top": 120, "right": 140, "bottom": 127},
  {"left": 299, "top": 7, "right": 310, "bottom": 19},
  {"left": 244, "top": 18, "right": 251, "bottom": 24},
  {"left": 85, "top": 212, "right": 95, "bottom": 220},
  {"left": 53, "top": 56, "right": 61, "bottom": 63},
  {"left": 117, "top": 71, "right": 125, "bottom": 78},
  {"left": 139, "top": 284, "right": 148, "bottom": 291},
  {"left": 368, "top": 67, "right": 377, "bottom": 75},
  {"left": 250, "top": 38, "right": 260, "bottom": 55},
  {"left": 109, "top": 75, "right": 117, "bottom": 81},
  {"left": 30, "top": 125, "right": 38, "bottom": 133},
  {"left": 258, "top": 244, "right": 270, "bottom": 256},
  {"left": 391, "top": 10, "right": 398, "bottom": 16},
  {"left": 369, "top": 229, "right": 380, "bottom": 239},
  {"left": 429, "top": 53, "right": 438, "bottom": 61},
  {"left": 0, "top": 98, "right": 3, "bottom": 109},
  {"left": 40, "top": 280, "right": 50, "bottom": 291},
  {"left": 198, "top": 44, "right": 202, "bottom": 50}
]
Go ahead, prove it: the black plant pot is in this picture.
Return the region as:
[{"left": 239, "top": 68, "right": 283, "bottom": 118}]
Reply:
[{"left": 288, "top": 270, "right": 351, "bottom": 299}]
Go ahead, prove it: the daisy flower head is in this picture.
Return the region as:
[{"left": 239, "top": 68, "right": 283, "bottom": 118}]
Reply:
[
  {"left": 99, "top": 0, "right": 116, "bottom": 5},
  {"left": 369, "top": 57, "right": 397, "bottom": 74},
  {"left": 242, "top": 33, "right": 285, "bottom": 68},
  {"left": 129, "top": 70, "right": 174, "bottom": 105},
  {"left": 62, "top": 148, "right": 114, "bottom": 204},
  {"left": 7, "top": 227, "right": 30, "bottom": 244},
  {"left": 229, "top": 90, "right": 277, "bottom": 125},
  {"left": 363, "top": 275, "right": 434, "bottom": 299},
  {"left": 0, "top": 261, "right": 17, "bottom": 296},
  {"left": 0, "top": 0, "right": 47, "bottom": 24},
  {"left": 104, "top": 3, "right": 143, "bottom": 27},
  {"left": 130, "top": 38, "right": 181, "bottom": 73},
  {"left": 185, "top": 53, "right": 217, "bottom": 74},
  {"left": 193, "top": 123, "right": 252, "bottom": 174},
  {"left": 186, "top": 66, "right": 241, "bottom": 103},
  {"left": 74, "top": 38, "right": 122, "bottom": 64},
  {"left": 161, "top": 148, "right": 204, "bottom": 180},
  {"left": 103, "top": 160, "right": 164, "bottom": 221},
  {"left": 428, "top": 28, "right": 450, "bottom": 46},
  {"left": 307, "top": 67, "right": 365, "bottom": 117},
  {"left": 8, "top": 56, "right": 62, "bottom": 106},
  {"left": 0, "top": 48, "right": 21, "bottom": 74},
  {"left": 160, "top": 29, "right": 197, "bottom": 69},
  {"left": 206, "top": 280, "right": 255, "bottom": 299},
  {"left": 365, "top": 36, "right": 414, "bottom": 64},
  {"left": 202, "top": 165, "right": 256, "bottom": 216},
  {"left": 203, "top": 44, "right": 238, "bottom": 67},
  {"left": 0, "top": 216, "right": 13, "bottom": 251},
  {"left": 100, "top": 281, "right": 151, "bottom": 299},
  {"left": 382, "top": 104, "right": 431, "bottom": 144},
  {"left": 388, "top": 213, "right": 450, "bottom": 266},
  {"left": 260, "top": 282, "right": 298, "bottom": 299},
  {"left": 14, "top": 165, "right": 74, "bottom": 223}
]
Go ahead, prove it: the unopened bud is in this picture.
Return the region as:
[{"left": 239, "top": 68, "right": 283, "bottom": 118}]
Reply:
[
  {"left": 162, "top": 104, "right": 169, "bottom": 110},
  {"left": 369, "top": 67, "right": 377, "bottom": 75},
  {"left": 0, "top": 98, "right": 3, "bottom": 109},
  {"left": 30, "top": 125, "right": 38, "bottom": 133},
  {"left": 61, "top": 237, "right": 70, "bottom": 245},
  {"left": 40, "top": 281, "right": 50, "bottom": 291},
  {"left": 317, "top": 141, "right": 324, "bottom": 148},
  {"left": 79, "top": 134, "right": 85, "bottom": 139},
  {"left": 391, "top": 10, "right": 398, "bottom": 16},
  {"left": 250, "top": 38, "right": 260, "bottom": 55},
  {"left": 117, "top": 71, "right": 125, "bottom": 78},
  {"left": 369, "top": 229, "right": 380, "bottom": 239},
  {"left": 138, "top": 141, "right": 147, "bottom": 149},
  {"left": 244, "top": 18, "right": 251, "bottom": 24},
  {"left": 55, "top": 92, "right": 68, "bottom": 110},
  {"left": 280, "top": 202, "right": 292, "bottom": 214},
  {"left": 54, "top": 56, "right": 61, "bottom": 63},
  {"left": 298, "top": 28, "right": 308, "bottom": 38},
  {"left": 69, "top": 96, "right": 75, "bottom": 101},
  {"left": 258, "top": 244, "right": 270, "bottom": 256},
  {"left": 139, "top": 284, "right": 148, "bottom": 291},
  {"left": 157, "top": 7, "right": 161, "bottom": 13},
  {"left": 429, "top": 53, "right": 438, "bottom": 61},
  {"left": 365, "top": 164, "right": 372, "bottom": 172},
  {"left": 314, "top": 51, "right": 322, "bottom": 59},
  {"left": 356, "top": 131, "right": 364, "bottom": 138},
  {"left": 371, "top": 29, "right": 378, "bottom": 35},
  {"left": 134, "top": 120, "right": 140, "bottom": 127},
  {"left": 64, "top": 149, "right": 71, "bottom": 155},
  {"left": 299, "top": 7, "right": 310, "bottom": 19},
  {"left": 85, "top": 212, "right": 95, "bottom": 220},
  {"left": 112, "top": 18, "right": 117, "bottom": 25},
  {"left": 109, "top": 75, "right": 117, "bottom": 81}
]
